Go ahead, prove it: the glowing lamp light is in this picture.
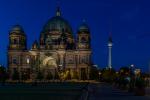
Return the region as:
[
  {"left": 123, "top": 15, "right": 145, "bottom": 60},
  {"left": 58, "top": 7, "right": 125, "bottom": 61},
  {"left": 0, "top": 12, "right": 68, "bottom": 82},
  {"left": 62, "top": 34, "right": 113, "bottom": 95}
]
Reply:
[
  {"left": 27, "top": 58, "right": 30, "bottom": 64},
  {"left": 131, "top": 64, "right": 134, "bottom": 68},
  {"left": 99, "top": 72, "right": 101, "bottom": 75},
  {"left": 59, "top": 65, "right": 63, "bottom": 67},
  {"left": 108, "top": 43, "right": 113, "bottom": 47}
]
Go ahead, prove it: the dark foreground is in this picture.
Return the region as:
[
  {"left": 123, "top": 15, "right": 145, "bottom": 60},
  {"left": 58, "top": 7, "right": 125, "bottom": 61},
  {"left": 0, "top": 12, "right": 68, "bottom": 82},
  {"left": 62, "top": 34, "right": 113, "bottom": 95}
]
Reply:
[
  {"left": 0, "top": 82, "right": 88, "bottom": 100},
  {"left": 88, "top": 83, "right": 150, "bottom": 100},
  {"left": 0, "top": 82, "right": 150, "bottom": 100}
]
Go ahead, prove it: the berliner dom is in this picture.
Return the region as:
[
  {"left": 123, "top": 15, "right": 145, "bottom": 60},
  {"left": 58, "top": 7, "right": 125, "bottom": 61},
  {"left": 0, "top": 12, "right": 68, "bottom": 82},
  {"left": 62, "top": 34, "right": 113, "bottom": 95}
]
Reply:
[{"left": 8, "top": 7, "right": 92, "bottom": 80}]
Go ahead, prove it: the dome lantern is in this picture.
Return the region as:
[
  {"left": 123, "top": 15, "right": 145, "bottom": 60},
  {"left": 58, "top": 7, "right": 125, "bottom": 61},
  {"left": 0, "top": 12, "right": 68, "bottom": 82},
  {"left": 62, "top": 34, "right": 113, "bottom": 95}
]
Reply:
[{"left": 56, "top": 6, "right": 61, "bottom": 16}]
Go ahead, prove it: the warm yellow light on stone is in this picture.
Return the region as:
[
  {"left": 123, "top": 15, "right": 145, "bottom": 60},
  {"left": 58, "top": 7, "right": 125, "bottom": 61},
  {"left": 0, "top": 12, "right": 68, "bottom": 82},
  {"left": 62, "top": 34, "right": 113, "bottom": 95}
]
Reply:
[{"left": 43, "top": 57, "right": 57, "bottom": 67}]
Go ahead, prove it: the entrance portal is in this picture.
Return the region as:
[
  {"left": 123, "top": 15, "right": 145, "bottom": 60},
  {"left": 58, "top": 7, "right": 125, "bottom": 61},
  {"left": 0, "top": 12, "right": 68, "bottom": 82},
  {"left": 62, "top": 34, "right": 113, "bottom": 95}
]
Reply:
[
  {"left": 43, "top": 57, "right": 57, "bottom": 68},
  {"left": 42, "top": 57, "right": 57, "bottom": 79}
]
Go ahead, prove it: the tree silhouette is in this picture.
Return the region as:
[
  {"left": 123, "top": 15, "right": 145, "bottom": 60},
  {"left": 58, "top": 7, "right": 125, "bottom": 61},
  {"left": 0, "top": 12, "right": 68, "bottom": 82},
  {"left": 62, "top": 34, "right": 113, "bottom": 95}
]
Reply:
[
  {"left": 101, "top": 68, "right": 116, "bottom": 82},
  {"left": 0, "top": 66, "right": 8, "bottom": 84},
  {"left": 89, "top": 67, "right": 99, "bottom": 80}
]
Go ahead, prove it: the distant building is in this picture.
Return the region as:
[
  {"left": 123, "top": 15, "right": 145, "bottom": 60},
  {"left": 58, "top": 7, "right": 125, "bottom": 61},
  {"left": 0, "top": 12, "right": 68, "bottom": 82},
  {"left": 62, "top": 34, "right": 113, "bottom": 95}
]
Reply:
[{"left": 7, "top": 7, "right": 92, "bottom": 80}]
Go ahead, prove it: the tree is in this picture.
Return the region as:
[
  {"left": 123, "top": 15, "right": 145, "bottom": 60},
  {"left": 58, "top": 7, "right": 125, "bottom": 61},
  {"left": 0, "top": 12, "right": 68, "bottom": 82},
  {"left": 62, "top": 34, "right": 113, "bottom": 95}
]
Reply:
[
  {"left": 101, "top": 68, "right": 116, "bottom": 83},
  {"left": 118, "top": 67, "right": 130, "bottom": 88},
  {"left": 119, "top": 67, "right": 130, "bottom": 77},
  {"left": 89, "top": 67, "right": 99, "bottom": 80},
  {"left": 0, "top": 66, "right": 8, "bottom": 84}
]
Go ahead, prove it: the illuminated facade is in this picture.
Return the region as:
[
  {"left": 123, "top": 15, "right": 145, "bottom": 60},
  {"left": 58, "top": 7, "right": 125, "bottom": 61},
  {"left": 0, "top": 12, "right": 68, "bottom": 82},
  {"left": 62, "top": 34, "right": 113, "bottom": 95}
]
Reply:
[{"left": 8, "top": 7, "right": 92, "bottom": 80}]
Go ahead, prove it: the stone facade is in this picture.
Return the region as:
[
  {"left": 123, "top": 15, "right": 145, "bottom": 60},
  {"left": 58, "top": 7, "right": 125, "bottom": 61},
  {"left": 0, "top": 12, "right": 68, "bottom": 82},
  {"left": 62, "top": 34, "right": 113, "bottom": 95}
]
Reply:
[{"left": 8, "top": 7, "right": 92, "bottom": 80}]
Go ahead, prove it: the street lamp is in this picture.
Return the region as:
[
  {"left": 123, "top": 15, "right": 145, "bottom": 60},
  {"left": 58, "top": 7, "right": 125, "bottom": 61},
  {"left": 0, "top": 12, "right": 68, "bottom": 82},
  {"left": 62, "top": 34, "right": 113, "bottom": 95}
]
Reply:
[
  {"left": 131, "top": 64, "right": 134, "bottom": 68},
  {"left": 98, "top": 72, "right": 102, "bottom": 81},
  {"left": 93, "top": 65, "right": 98, "bottom": 68},
  {"left": 129, "top": 64, "right": 135, "bottom": 75},
  {"left": 128, "top": 64, "right": 135, "bottom": 92}
]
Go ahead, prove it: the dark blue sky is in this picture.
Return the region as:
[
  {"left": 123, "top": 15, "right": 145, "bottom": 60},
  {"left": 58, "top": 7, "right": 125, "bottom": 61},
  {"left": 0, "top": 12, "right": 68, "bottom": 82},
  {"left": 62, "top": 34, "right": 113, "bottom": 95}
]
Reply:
[{"left": 0, "top": 0, "right": 150, "bottom": 72}]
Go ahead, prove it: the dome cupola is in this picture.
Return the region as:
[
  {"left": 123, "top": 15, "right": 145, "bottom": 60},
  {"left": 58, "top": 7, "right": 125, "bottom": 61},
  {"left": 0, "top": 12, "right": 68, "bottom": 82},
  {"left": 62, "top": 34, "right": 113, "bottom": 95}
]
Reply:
[
  {"left": 41, "top": 7, "right": 73, "bottom": 34},
  {"left": 8, "top": 24, "right": 27, "bottom": 50},
  {"left": 78, "top": 20, "right": 90, "bottom": 33},
  {"left": 10, "top": 25, "right": 25, "bottom": 35}
]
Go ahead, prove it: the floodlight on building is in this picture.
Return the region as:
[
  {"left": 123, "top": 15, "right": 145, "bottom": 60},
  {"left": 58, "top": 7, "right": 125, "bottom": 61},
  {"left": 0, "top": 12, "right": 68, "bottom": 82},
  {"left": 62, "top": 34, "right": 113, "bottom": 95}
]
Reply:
[{"left": 27, "top": 58, "right": 30, "bottom": 64}]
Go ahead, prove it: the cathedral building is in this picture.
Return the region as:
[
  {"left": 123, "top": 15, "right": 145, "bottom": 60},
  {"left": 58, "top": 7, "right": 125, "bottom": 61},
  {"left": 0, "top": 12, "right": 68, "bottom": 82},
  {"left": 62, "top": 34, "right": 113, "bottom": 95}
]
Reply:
[{"left": 8, "top": 7, "right": 92, "bottom": 80}]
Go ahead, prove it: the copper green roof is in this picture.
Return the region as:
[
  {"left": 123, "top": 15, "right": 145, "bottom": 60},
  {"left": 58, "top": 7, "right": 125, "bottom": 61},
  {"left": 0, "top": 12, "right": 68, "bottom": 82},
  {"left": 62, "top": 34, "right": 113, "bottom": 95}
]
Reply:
[
  {"left": 78, "top": 21, "right": 90, "bottom": 32},
  {"left": 10, "top": 25, "right": 25, "bottom": 35},
  {"left": 42, "top": 16, "right": 73, "bottom": 34}
]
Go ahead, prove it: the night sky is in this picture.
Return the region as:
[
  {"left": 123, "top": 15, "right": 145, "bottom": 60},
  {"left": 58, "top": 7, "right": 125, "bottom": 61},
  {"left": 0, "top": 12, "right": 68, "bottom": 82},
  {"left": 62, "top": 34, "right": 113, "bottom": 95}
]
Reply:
[{"left": 0, "top": 0, "right": 150, "bottom": 72}]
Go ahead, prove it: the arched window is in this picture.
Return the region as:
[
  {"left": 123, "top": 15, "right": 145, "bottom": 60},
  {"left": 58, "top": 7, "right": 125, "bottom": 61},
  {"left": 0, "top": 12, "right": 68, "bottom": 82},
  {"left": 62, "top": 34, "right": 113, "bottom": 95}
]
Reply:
[
  {"left": 81, "top": 56, "right": 87, "bottom": 64},
  {"left": 81, "top": 37, "right": 86, "bottom": 43},
  {"left": 14, "top": 38, "right": 18, "bottom": 44},
  {"left": 12, "top": 58, "right": 17, "bottom": 64}
]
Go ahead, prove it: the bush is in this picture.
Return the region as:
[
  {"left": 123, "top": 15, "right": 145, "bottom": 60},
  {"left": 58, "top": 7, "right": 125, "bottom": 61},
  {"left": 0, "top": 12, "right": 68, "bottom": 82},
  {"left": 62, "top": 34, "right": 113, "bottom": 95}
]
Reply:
[{"left": 135, "top": 78, "right": 146, "bottom": 88}]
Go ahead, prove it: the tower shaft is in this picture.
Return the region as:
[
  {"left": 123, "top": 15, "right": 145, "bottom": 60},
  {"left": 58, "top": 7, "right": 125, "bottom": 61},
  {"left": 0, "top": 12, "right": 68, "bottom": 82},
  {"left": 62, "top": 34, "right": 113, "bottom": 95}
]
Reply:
[
  {"left": 107, "top": 32, "right": 113, "bottom": 69},
  {"left": 108, "top": 46, "right": 112, "bottom": 69}
]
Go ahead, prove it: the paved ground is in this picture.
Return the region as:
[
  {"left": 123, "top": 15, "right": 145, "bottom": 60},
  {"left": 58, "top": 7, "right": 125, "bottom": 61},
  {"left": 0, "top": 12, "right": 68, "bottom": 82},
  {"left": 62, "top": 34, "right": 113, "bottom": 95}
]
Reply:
[
  {"left": 0, "top": 82, "right": 149, "bottom": 100},
  {"left": 0, "top": 82, "right": 88, "bottom": 100},
  {"left": 146, "top": 87, "right": 150, "bottom": 95},
  {"left": 88, "top": 83, "right": 150, "bottom": 100}
]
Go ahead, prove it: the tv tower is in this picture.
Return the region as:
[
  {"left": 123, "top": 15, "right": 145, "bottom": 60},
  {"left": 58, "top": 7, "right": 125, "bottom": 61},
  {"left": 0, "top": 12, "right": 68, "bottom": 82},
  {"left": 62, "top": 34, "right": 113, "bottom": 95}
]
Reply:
[{"left": 108, "top": 33, "right": 113, "bottom": 69}]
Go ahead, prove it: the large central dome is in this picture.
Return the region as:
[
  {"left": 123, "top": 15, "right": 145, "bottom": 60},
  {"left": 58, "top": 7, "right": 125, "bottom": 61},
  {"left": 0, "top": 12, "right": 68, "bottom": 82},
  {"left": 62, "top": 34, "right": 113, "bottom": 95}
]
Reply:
[{"left": 42, "top": 7, "right": 72, "bottom": 34}]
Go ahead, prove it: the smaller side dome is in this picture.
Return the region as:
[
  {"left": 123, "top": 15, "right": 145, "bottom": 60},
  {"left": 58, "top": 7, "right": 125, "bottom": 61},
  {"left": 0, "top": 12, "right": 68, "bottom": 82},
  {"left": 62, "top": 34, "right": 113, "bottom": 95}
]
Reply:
[
  {"left": 78, "top": 20, "right": 90, "bottom": 32},
  {"left": 10, "top": 25, "right": 25, "bottom": 34}
]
